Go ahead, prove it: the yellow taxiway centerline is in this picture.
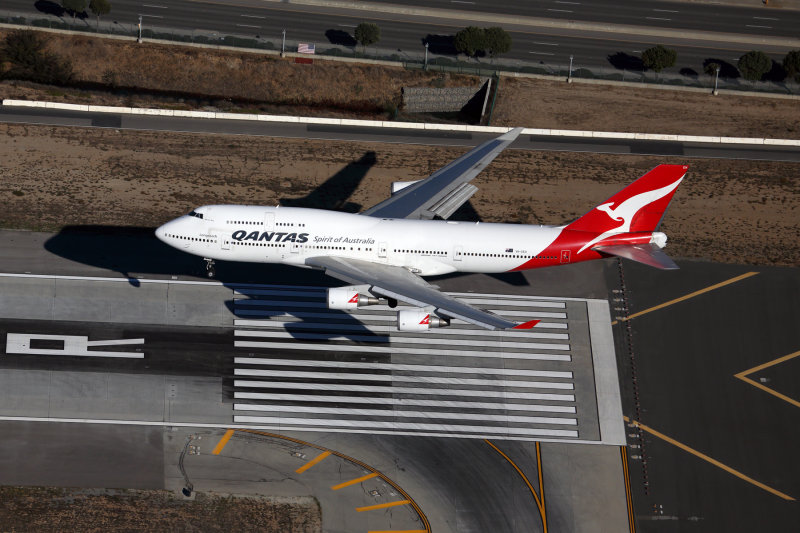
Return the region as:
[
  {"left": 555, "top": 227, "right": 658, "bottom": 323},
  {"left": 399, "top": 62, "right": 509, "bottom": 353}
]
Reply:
[
  {"left": 211, "top": 429, "right": 235, "bottom": 455},
  {"left": 295, "top": 450, "right": 332, "bottom": 474},
  {"left": 612, "top": 272, "right": 759, "bottom": 325},
  {"left": 357, "top": 500, "right": 412, "bottom": 512},
  {"left": 331, "top": 472, "right": 380, "bottom": 490},
  {"left": 624, "top": 416, "right": 794, "bottom": 501},
  {"left": 735, "top": 350, "right": 800, "bottom": 408}
]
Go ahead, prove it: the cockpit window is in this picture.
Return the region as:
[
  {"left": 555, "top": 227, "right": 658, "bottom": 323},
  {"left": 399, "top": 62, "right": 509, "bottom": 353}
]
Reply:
[{"left": 188, "top": 210, "right": 204, "bottom": 219}]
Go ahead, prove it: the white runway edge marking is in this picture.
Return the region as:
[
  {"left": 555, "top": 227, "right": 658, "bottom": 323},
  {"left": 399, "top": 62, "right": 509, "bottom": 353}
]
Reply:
[
  {"left": 234, "top": 392, "right": 577, "bottom": 413},
  {"left": 233, "top": 404, "right": 577, "bottom": 425},
  {"left": 233, "top": 416, "right": 579, "bottom": 438},
  {"left": 234, "top": 330, "right": 571, "bottom": 350},
  {"left": 0, "top": 416, "right": 591, "bottom": 443},
  {"left": 235, "top": 357, "right": 573, "bottom": 379},
  {"left": 235, "top": 380, "right": 577, "bottom": 400},
  {"left": 234, "top": 320, "right": 569, "bottom": 339},
  {"left": 5, "top": 334, "right": 144, "bottom": 358},
  {"left": 234, "top": 340, "right": 571, "bottom": 361},
  {"left": 234, "top": 369, "right": 574, "bottom": 389}
]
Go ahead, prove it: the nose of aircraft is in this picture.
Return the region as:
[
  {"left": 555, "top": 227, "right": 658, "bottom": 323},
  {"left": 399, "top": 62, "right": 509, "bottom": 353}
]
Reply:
[{"left": 155, "top": 222, "right": 170, "bottom": 242}]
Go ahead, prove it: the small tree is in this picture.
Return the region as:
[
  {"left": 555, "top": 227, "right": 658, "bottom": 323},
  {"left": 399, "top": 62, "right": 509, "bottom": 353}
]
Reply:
[
  {"left": 89, "top": 0, "right": 111, "bottom": 29},
  {"left": 738, "top": 50, "right": 771, "bottom": 82},
  {"left": 641, "top": 45, "right": 677, "bottom": 73},
  {"left": 354, "top": 22, "right": 380, "bottom": 53},
  {"left": 703, "top": 62, "right": 720, "bottom": 76},
  {"left": 454, "top": 26, "right": 485, "bottom": 58},
  {"left": 61, "top": 0, "right": 87, "bottom": 21},
  {"left": 783, "top": 50, "right": 800, "bottom": 83},
  {"left": 484, "top": 27, "right": 511, "bottom": 58}
]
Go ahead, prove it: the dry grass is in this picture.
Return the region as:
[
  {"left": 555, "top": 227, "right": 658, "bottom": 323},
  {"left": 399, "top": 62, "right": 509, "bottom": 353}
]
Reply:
[
  {"left": 0, "top": 486, "right": 321, "bottom": 532},
  {"left": 0, "top": 123, "right": 797, "bottom": 266}
]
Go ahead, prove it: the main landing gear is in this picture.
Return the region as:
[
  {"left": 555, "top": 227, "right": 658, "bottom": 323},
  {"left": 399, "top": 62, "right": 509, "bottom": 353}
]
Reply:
[{"left": 204, "top": 258, "right": 216, "bottom": 278}]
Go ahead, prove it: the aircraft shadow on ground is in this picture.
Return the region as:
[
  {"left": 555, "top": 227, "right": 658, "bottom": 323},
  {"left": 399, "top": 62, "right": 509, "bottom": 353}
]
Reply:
[{"left": 279, "top": 151, "right": 376, "bottom": 212}]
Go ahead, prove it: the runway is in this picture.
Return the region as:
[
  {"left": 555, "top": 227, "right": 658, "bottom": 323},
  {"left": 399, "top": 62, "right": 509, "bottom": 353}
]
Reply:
[{"left": 2, "top": 105, "right": 799, "bottom": 162}]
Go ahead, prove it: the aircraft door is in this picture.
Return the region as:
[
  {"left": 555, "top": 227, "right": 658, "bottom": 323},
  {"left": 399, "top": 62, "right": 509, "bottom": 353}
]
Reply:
[
  {"left": 378, "top": 242, "right": 387, "bottom": 258},
  {"left": 264, "top": 212, "right": 275, "bottom": 230},
  {"left": 219, "top": 234, "right": 230, "bottom": 250},
  {"left": 453, "top": 245, "right": 463, "bottom": 261},
  {"left": 560, "top": 250, "right": 571, "bottom": 263}
]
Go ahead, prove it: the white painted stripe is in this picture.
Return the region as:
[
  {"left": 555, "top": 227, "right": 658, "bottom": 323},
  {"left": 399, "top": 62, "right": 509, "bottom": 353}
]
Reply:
[
  {"left": 0, "top": 272, "right": 224, "bottom": 286},
  {"left": 233, "top": 416, "right": 579, "bottom": 438},
  {"left": 460, "top": 298, "right": 566, "bottom": 308},
  {"left": 652, "top": 8, "right": 678, "bottom": 12},
  {"left": 234, "top": 340, "right": 571, "bottom": 360},
  {"left": 233, "top": 313, "right": 569, "bottom": 327},
  {"left": 234, "top": 330, "right": 571, "bottom": 350},
  {"left": 236, "top": 24, "right": 260, "bottom": 28},
  {"left": 235, "top": 357, "right": 573, "bottom": 379},
  {"left": 233, "top": 369, "right": 574, "bottom": 389},
  {"left": 646, "top": 17, "right": 671, "bottom": 21},
  {"left": 233, "top": 404, "right": 577, "bottom": 425},
  {"left": 547, "top": 9, "right": 573, "bottom": 13},
  {"left": 234, "top": 380, "right": 575, "bottom": 401},
  {"left": 233, "top": 321, "right": 569, "bottom": 339},
  {"left": 85, "top": 339, "right": 145, "bottom": 346},
  {"left": 233, "top": 307, "right": 569, "bottom": 320},
  {"left": 240, "top": 14, "right": 266, "bottom": 19},
  {"left": 235, "top": 293, "right": 567, "bottom": 309},
  {"left": 5, "top": 334, "right": 144, "bottom": 359},
  {"left": 233, "top": 392, "right": 577, "bottom": 413},
  {"left": 745, "top": 25, "right": 771, "bottom": 29},
  {"left": 234, "top": 289, "right": 325, "bottom": 298},
  {"left": 530, "top": 52, "right": 555, "bottom": 56}
]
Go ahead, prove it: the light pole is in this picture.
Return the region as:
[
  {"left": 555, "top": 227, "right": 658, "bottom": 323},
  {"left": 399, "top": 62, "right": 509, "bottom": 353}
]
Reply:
[
  {"left": 137, "top": 15, "right": 142, "bottom": 43},
  {"left": 424, "top": 42, "right": 429, "bottom": 69},
  {"left": 713, "top": 66, "right": 720, "bottom": 95},
  {"left": 281, "top": 29, "right": 286, "bottom": 57},
  {"left": 568, "top": 54, "right": 574, "bottom": 83}
]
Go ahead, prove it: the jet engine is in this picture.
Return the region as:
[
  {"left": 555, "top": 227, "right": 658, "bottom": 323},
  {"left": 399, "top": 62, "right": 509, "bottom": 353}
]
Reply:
[
  {"left": 327, "top": 287, "right": 381, "bottom": 310},
  {"left": 397, "top": 310, "right": 450, "bottom": 331}
]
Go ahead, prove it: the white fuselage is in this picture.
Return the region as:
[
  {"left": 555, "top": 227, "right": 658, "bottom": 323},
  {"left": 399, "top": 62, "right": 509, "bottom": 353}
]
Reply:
[{"left": 155, "top": 205, "right": 570, "bottom": 275}]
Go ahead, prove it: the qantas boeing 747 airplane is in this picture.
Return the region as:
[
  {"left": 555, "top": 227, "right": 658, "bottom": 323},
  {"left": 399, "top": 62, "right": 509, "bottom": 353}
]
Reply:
[{"left": 156, "top": 128, "right": 688, "bottom": 331}]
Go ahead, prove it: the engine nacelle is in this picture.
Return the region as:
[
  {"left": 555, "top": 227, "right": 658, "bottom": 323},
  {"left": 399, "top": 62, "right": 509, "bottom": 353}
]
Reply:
[
  {"left": 391, "top": 180, "right": 422, "bottom": 195},
  {"left": 327, "top": 287, "right": 380, "bottom": 310},
  {"left": 397, "top": 310, "right": 450, "bottom": 331}
]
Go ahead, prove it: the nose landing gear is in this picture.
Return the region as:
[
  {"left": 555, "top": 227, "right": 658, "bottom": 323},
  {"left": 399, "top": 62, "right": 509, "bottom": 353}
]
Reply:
[{"left": 204, "top": 258, "right": 216, "bottom": 278}]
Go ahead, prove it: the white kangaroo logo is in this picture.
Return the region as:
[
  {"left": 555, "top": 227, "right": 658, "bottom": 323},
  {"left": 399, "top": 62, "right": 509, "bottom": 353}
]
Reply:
[{"left": 577, "top": 177, "right": 684, "bottom": 254}]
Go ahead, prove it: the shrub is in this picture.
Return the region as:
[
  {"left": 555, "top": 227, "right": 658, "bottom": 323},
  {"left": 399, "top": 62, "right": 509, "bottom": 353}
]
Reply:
[
  {"left": 641, "top": 45, "right": 677, "bottom": 72},
  {"left": 738, "top": 50, "right": 771, "bottom": 81}
]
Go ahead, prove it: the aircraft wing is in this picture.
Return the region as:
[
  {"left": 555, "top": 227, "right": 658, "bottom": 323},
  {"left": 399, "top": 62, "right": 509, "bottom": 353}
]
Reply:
[
  {"left": 360, "top": 128, "right": 523, "bottom": 220},
  {"left": 305, "top": 256, "right": 539, "bottom": 331}
]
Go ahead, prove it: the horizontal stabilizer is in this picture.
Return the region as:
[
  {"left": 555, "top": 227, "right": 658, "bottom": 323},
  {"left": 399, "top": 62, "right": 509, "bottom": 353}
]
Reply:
[{"left": 593, "top": 243, "right": 679, "bottom": 270}]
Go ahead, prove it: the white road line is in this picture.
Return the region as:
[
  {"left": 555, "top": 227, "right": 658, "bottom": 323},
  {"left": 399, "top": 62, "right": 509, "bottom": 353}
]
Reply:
[
  {"left": 240, "top": 14, "right": 266, "bottom": 19},
  {"left": 532, "top": 42, "right": 559, "bottom": 46},
  {"left": 234, "top": 321, "right": 569, "bottom": 339},
  {"left": 652, "top": 8, "right": 678, "bottom": 12},
  {"left": 236, "top": 24, "right": 260, "bottom": 29},
  {"left": 555, "top": 1, "right": 581, "bottom": 4},
  {"left": 234, "top": 331, "right": 571, "bottom": 350},
  {"left": 234, "top": 369, "right": 574, "bottom": 389},
  {"left": 235, "top": 296, "right": 567, "bottom": 310},
  {"left": 234, "top": 392, "right": 577, "bottom": 413},
  {"left": 234, "top": 340, "right": 571, "bottom": 360},
  {"left": 530, "top": 52, "right": 555, "bottom": 56},
  {"left": 235, "top": 357, "right": 573, "bottom": 379},
  {"left": 233, "top": 305, "right": 568, "bottom": 319},
  {"left": 746, "top": 25, "right": 772, "bottom": 29},
  {"left": 337, "top": 24, "right": 356, "bottom": 27},
  {"left": 233, "top": 416, "right": 580, "bottom": 438},
  {"left": 547, "top": 9, "right": 573, "bottom": 13},
  {"left": 234, "top": 380, "right": 576, "bottom": 401},
  {"left": 752, "top": 16, "right": 779, "bottom": 20},
  {"left": 451, "top": 1, "right": 476, "bottom": 4},
  {"left": 142, "top": 4, "right": 168, "bottom": 8},
  {"left": 646, "top": 17, "right": 671, "bottom": 21},
  {"left": 139, "top": 14, "right": 163, "bottom": 18},
  {"left": 234, "top": 404, "right": 578, "bottom": 425}
]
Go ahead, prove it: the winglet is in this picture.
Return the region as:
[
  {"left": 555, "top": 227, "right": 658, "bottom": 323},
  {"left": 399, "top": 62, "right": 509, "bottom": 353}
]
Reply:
[{"left": 512, "top": 319, "right": 540, "bottom": 330}]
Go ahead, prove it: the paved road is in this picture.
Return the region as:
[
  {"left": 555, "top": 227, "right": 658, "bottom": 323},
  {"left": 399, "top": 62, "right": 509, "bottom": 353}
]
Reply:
[
  {"left": 3, "top": 0, "right": 798, "bottom": 76},
  {"left": 3, "top": 106, "right": 800, "bottom": 162}
]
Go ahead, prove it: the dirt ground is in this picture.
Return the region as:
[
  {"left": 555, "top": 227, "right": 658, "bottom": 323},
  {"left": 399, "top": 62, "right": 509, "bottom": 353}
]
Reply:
[
  {"left": 0, "top": 486, "right": 321, "bottom": 532},
  {"left": 1, "top": 29, "right": 799, "bottom": 137},
  {"left": 0, "top": 123, "right": 797, "bottom": 266}
]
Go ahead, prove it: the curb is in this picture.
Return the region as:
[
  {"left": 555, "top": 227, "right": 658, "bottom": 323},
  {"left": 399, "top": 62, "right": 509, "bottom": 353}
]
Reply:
[{"left": 4, "top": 99, "right": 799, "bottom": 146}]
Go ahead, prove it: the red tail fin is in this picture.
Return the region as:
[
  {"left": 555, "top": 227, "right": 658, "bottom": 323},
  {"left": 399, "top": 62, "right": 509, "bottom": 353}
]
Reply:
[{"left": 566, "top": 165, "right": 688, "bottom": 234}]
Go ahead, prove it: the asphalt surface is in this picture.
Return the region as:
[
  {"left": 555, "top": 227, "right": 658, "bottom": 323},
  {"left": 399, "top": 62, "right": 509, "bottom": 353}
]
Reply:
[
  {"left": 609, "top": 259, "right": 799, "bottom": 531},
  {"left": 3, "top": 0, "right": 799, "bottom": 76},
  {"left": 3, "top": 106, "right": 799, "bottom": 162}
]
